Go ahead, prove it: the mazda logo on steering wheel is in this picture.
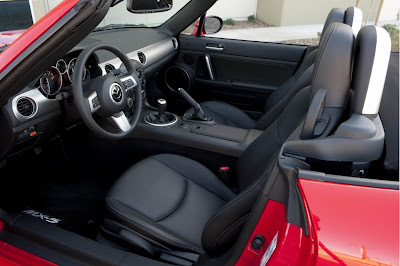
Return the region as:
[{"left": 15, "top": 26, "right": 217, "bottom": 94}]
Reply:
[{"left": 110, "top": 83, "right": 123, "bottom": 103}]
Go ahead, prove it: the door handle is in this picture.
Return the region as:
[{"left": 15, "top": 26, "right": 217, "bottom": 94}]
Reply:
[
  {"left": 205, "top": 43, "right": 224, "bottom": 52},
  {"left": 204, "top": 54, "right": 215, "bottom": 80}
]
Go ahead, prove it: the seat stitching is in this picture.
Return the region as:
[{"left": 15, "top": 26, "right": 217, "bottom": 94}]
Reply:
[
  {"left": 311, "top": 24, "right": 337, "bottom": 102},
  {"left": 324, "top": 9, "right": 335, "bottom": 31},
  {"left": 106, "top": 197, "right": 203, "bottom": 253},
  {"left": 151, "top": 157, "right": 231, "bottom": 202},
  {"left": 275, "top": 122, "right": 282, "bottom": 144},
  {"left": 155, "top": 178, "right": 188, "bottom": 222}
]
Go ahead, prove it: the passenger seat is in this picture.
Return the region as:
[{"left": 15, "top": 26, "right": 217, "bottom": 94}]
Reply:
[{"left": 188, "top": 7, "right": 362, "bottom": 130}]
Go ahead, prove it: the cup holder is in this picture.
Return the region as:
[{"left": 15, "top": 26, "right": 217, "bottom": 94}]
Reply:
[{"left": 164, "top": 66, "right": 191, "bottom": 93}]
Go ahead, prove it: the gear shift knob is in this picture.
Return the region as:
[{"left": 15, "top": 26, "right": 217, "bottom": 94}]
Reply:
[{"left": 157, "top": 98, "right": 167, "bottom": 116}]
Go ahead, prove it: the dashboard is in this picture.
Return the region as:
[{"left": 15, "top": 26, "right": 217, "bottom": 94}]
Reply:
[{"left": 0, "top": 33, "right": 179, "bottom": 159}]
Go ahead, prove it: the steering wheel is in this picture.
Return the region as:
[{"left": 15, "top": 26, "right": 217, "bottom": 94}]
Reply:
[{"left": 73, "top": 43, "right": 142, "bottom": 140}]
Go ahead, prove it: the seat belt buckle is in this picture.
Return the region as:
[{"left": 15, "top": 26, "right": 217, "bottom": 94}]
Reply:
[{"left": 219, "top": 166, "right": 231, "bottom": 185}]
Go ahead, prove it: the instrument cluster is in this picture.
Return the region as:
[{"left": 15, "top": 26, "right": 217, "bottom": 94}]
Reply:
[{"left": 36, "top": 53, "right": 102, "bottom": 98}]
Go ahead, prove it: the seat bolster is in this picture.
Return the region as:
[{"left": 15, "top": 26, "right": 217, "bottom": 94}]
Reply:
[
  {"left": 152, "top": 154, "right": 236, "bottom": 202},
  {"left": 105, "top": 197, "right": 204, "bottom": 254},
  {"left": 187, "top": 101, "right": 255, "bottom": 129},
  {"left": 322, "top": 8, "right": 345, "bottom": 34},
  {"left": 201, "top": 177, "right": 265, "bottom": 256}
]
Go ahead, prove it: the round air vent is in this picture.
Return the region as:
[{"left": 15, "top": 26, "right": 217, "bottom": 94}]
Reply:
[
  {"left": 104, "top": 64, "right": 116, "bottom": 74},
  {"left": 137, "top": 52, "right": 146, "bottom": 64},
  {"left": 165, "top": 66, "right": 192, "bottom": 93},
  {"left": 16, "top": 97, "right": 36, "bottom": 118}
]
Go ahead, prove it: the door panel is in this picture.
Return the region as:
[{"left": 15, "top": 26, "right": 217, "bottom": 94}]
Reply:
[{"left": 174, "top": 35, "right": 307, "bottom": 112}]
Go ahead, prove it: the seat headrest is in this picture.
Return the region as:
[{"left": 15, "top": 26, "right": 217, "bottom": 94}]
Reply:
[
  {"left": 344, "top": 7, "right": 363, "bottom": 36},
  {"left": 322, "top": 8, "right": 345, "bottom": 34},
  {"left": 351, "top": 25, "right": 391, "bottom": 116},
  {"left": 311, "top": 23, "right": 354, "bottom": 108}
]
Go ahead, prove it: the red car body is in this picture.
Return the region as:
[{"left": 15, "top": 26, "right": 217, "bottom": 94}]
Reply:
[
  {"left": 0, "top": 30, "right": 25, "bottom": 48},
  {"left": 0, "top": 1, "right": 398, "bottom": 265}
]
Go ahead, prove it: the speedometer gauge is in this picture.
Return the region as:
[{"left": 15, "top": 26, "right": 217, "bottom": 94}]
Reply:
[
  {"left": 39, "top": 66, "right": 62, "bottom": 96},
  {"left": 56, "top": 59, "right": 67, "bottom": 74},
  {"left": 67, "top": 58, "right": 77, "bottom": 82},
  {"left": 67, "top": 58, "right": 88, "bottom": 82}
]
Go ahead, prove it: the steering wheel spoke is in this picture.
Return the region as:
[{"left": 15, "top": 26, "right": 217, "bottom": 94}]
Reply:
[
  {"left": 120, "top": 75, "right": 137, "bottom": 92},
  {"left": 111, "top": 111, "right": 131, "bottom": 132},
  {"left": 86, "top": 91, "right": 101, "bottom": 113}
]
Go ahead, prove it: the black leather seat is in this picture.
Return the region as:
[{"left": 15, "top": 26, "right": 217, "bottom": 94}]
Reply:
[
  {"left": 106, "top": 154, "right": 235, "bottom": 254},
  {"left": 104, "top": 22, "right": 355, "bottom": 256},
  {"left": 189, "top": 7, "right": 362, "bottom": 130}
]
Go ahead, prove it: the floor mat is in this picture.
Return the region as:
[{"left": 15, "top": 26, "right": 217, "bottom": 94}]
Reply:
[{"left": 0, "top": 136, "right": 112, "bottom": 239}]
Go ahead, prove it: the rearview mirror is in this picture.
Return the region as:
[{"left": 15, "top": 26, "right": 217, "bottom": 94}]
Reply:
[{"left": 127, "top": 0, "right": 172, "bottom": 13}]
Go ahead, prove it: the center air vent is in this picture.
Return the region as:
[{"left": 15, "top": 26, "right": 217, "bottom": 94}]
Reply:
[
  {"left": 137, "top": 52, "right": 146, "bottom": 64},
  {"left": 104, "top": 64, "right": 116, "bottom": 74},
  {"left": 16, "top": 97, "right": 36, "bottom": 118}
]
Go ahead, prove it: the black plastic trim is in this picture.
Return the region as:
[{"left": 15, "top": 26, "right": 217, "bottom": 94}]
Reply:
[
  {"left": 299, "top": 169, "right": 399, "bottom": 189},
  {"left": 1, "top": 215, "right": 169, "bottom": 265}
]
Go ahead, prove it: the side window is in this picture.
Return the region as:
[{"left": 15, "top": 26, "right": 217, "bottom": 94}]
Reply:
[{"left": 188, "top": 0, "right": 399, "bottom": 48}]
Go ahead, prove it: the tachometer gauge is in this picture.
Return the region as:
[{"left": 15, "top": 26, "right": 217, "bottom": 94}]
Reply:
[
  {"left": 39, "top": 66, "right": 62, "bottom": 96},
  {"left": 67, "top": 58, "right": 87, "bottom": 82},
  {"left": 67, "top": 58, "right": 77, "bottom": 82},
  {"left": 56, "top": 59, "right": 67, "bottom": 74}
]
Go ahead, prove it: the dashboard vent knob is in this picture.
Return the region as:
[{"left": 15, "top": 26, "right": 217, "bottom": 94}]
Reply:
[
  {"left": 104, "top": 64, "right": 116, "bottom": 74},
  {"left": 137, "top": 52, "right": 146, "bottom": 64},
  {"left": 172, "top": 38, "right": 178, "bottom": 49},
  {"left": 16, "top": 97, "right": 36, "bottom": 118}
]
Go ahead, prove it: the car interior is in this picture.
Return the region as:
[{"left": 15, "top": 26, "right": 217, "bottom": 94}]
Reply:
[{"left": 0, "top": 0, "right": 398, "bottom": 265}]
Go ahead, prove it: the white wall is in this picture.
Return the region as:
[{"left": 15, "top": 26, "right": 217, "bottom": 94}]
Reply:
[
  {"left": 47, "top": 0, "right": 62, "bottom": 10},
  {"left": 379, "top": 0, "right": 400, "bottom": 21},
  {"left": 41, "top": 0, "right": 400, "bottom": 24},
  {"left": 206, "top": 0, "right": 257, "bottom": 21}
]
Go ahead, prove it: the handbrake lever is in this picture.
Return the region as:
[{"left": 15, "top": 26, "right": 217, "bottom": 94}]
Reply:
[{"left": 177, "top": 88, "right": 207, "bottom": 121}]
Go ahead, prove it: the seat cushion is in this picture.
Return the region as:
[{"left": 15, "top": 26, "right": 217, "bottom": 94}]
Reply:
[
  {"left": 105, "top": 154, "right": 235, "bottom": 253},
  {"left": 187, "top": 101, "right": 255, "bottom": 129}
]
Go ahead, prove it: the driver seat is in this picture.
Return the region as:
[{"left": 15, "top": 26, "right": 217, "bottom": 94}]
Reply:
[{"left": 103, "top": 23, "right": 355, "bottom": 256}]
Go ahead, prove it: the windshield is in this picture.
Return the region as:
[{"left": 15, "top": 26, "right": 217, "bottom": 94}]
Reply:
[{"left": 96, "top": 0, "right": 191, "bottom": 29}]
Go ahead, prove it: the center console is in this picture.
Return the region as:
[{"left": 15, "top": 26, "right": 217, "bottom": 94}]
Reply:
[{"left": 131, "top": 90, "right": 263, "bottom": 157}]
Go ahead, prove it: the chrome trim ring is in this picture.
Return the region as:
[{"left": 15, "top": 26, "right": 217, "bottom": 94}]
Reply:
[
  {"left": 164, "top": 65, "right": 191, "bottom": 93},
  {"left": 109, "top": 83, "right": 123, "bottom": 104},
  {"left": 11, "top": 88, "right": 59, "bottom": 122},
  {"left": 13, "top": 97, "right": 37, "bottom": 119},
  {"left": 144, "top": 113, "right": 179, "bottom": 127},
  {"left": 56, "top": 59, "right": 68, "bottom": 74}
]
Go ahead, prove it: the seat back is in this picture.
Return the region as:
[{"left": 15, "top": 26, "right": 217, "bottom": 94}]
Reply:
[
  {"left": 257, "top": 7, "right": 362, "bottom": 130},
  {"left": 282, "top": 25, "right": 391, "bottom": 177},
  {"left": 344, "top": 6, "right": 362, "bottom": 36},
  {"left": 201, "top": 23, "right": 355, "bottom": 256},
  {"left": 380, "top": 52, "right": 399, "bottom": 172}
]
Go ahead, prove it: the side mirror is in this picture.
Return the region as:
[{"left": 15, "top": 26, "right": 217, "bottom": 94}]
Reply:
[
  {"left": 127, "top": 0, "right": 172, "bottom": 13},
  {"left": 204, "top": 16, "right": 223, "bottom": 35}
]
